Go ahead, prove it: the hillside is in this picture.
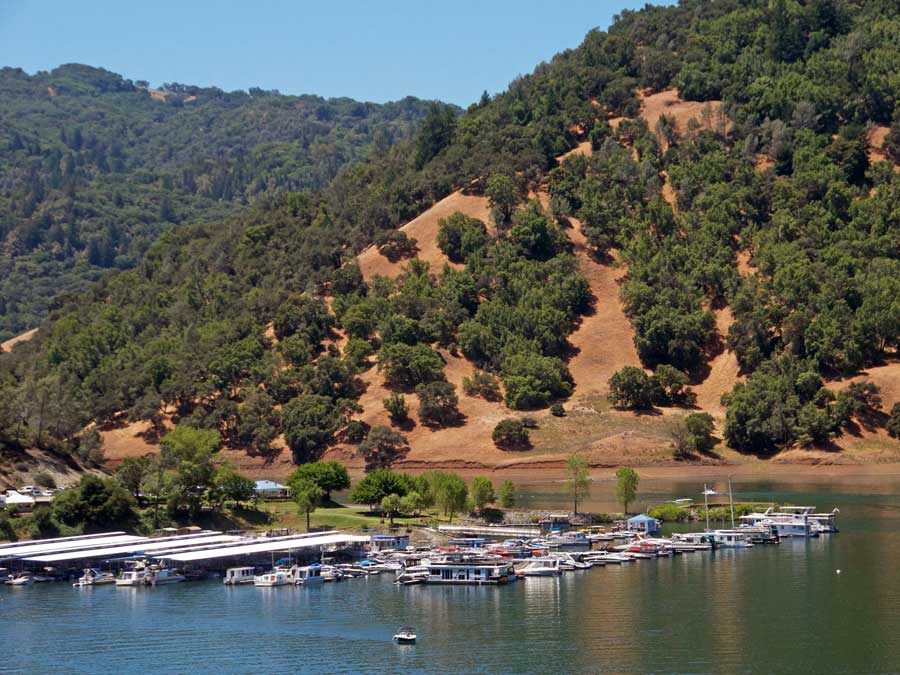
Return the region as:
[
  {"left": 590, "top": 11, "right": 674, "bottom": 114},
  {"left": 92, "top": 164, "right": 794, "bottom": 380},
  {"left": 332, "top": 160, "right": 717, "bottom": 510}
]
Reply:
[
  {"left": 0, "top": 64, "right": 439, "bottom": 339},
  {"left": 5, "top": 0, "right": 900, "bottom": 488}
]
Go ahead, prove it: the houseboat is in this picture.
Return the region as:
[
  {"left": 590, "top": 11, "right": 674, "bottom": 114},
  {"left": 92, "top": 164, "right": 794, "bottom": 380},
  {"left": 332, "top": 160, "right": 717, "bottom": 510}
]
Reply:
[
  {"left": 291, "top": 564, "right": 324, "bottom": 585},
  {"left": 224, "top": 567, "right": 257, "bottom": 585},
  {"left": 421, "top": 559, "right": 516, "bottom": 584},
  {"left": 254, "top": 568, "right": 291, "bottom": 587},
  {"left": 116, "top": 561, "right": 148, "bottom": 587},
  {"left": 147, "top": 564, "right": 185, "bottom": 586},
  {"left": 711, "top": 529, "right": 754, "bottom": 548},
  {"left": 738, "top": 510, "right": 820, "bottom": 537}
]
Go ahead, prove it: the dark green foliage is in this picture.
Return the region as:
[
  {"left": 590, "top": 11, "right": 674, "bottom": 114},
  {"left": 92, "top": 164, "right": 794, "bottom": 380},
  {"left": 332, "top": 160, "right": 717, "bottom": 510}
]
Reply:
[
  {"left": 287, "top": 461, "right": 350, "bottom": 501},
  {"left": 492, "top": 418, "right": 530, "bottom": 450},
  {"left": 343, "top": 420, "right": 370, "bottom": 444},
  {"left": 383, "top": 393, "right": 409, "bottom": 424},
  {"left": 608, "top": 366, "right": 656, "bottom": 410},
  {"left": 485, "top": 174, "right": 518, "bottom": 225},
  {"left": 461, "top": 371, "right": 502, "bottom": 401},
  {"left": 416, "top": 381, "right": 460, "bottom": 427},
  {"left": 378, "top": 343, "right": 445, "bottom": 389},
  {"left": 436, "top": 212, "right": 490, "bottom": 263},
  {"left": 501, "top": 352, "right": 573, "bottom": 410},
  {"left": 213, "top": 468, "right": 256, "bottom": 506},
  {"left": 349, "top": 469, "right": 414, "bottom": 506},
  {"left": 886, "top": 403, "right": 900, "bottom": 439},
  {"left": 358, "top": 425, "right": 409, "bottom": 470},
  {"left": 51, "top": 474, "right": 136, "bottom": 532},
  {"left": 282, "top": 394, "right": 342, "bottom": 464},
  {"left": 414, "top": 102, "right": 458, "bottom": 169},
  {"left": 375, "top": 230, "right": 418, "bottom": 262},
  {"left": 672, "top": 413, "right": 717, "bottom": 458},
  {"left": 0, "top": 66, "right": 436, "bottom": 338},
  {"left": 550, "top": 403, "right": 566, "bottom": 417},
  {"left": 498, "top": 479, "right": 516, "bottom": 508}
]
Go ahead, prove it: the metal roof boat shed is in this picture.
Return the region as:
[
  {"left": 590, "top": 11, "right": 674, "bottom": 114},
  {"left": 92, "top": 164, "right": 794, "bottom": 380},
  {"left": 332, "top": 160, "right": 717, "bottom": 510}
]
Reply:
[
  {"left": 0, "top": 533, "right": 146, "bottom": 560},
  {"left": 156, "top": 531, "right": 371, "bottom": 564},
  {"left": 23, "top": 532, "right": 241, "bottom": 564}
]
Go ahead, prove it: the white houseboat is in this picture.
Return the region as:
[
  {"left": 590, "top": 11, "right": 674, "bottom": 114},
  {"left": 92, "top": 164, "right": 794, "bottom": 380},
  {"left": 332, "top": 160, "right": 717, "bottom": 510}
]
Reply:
[
  {"left": 224, "top": 567, "right": 257, "bottom": 585},
  {"left": 421, "top": 559, "right": 516, "bottom": 584}
]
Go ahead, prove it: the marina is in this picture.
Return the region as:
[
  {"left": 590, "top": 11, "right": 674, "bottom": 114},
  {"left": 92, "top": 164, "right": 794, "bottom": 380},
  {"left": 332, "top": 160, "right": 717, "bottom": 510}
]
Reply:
[{"left": 1, "top": 479, "right": 899, "bottom": 674}]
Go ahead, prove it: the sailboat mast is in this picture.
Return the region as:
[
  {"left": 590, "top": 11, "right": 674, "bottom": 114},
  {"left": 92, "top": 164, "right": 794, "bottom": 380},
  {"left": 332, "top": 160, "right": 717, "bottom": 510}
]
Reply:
[
  {"left": 704, "top": 483, "right": 710, "bottom": 532},
  {"left": 729, "top": 479, "right": 735, "bottom": 529}
]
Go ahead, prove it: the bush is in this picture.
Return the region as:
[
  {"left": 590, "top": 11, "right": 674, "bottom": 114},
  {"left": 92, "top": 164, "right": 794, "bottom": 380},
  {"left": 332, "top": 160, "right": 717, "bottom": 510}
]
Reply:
[
  {"left": 374, "top": 230, "right": 418, "bottom": 261},
  {"left": 550, "top": 403, "right": 565, "bottom": 417},
  {"left": 344, "top": 420, "right": 370, "bottom": 444},
  {"left": 887, "top": 403, "right": 900, "bottom": 439},
  {"left": 383, "top": 393, "right": 409, "bottom": 424},
  {"left": 492, "top": 419, "right": 530, "bottom": 450},
  {"left": 436, "top": 212, "right": 490, "bottom": 262},
  {"left": 416, "top": 381, "right": 460, "bottom": 427},
  {"left": 608, "top": 366, "right": 656, "bottom": 410},
  {"left": 647, "top": 503, "right": 689, "bottom": 522},
  {"left": 378, "top": 343, "right": 445, "bottom": 389},
  {"left": 462, "top": 371, "right": 502, "bottom": 401},
  {"left": 33, "top": 472, "right": 57, "bottom": 489},
  {"left": 501, "top": 353, "right": 573, "bottom": 410},
  {"left": 671, "top": 412, "right": 716, "bottom": 457}
]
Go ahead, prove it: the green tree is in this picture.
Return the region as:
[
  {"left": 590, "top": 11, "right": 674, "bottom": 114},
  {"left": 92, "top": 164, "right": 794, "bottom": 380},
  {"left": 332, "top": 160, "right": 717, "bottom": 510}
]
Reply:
[
  {"left": 399, "top": 491, "right": 426, "bottom": 516},
  {"left": 159, "top": 425, "right": 220, "bottom": 516},
  {"left": 498, "top": 480, "right": 516, "bottom": 509},
  {"left": 51, "top": 474, "right": 136, "bottom": 532},
  {"left": 608, "top": 366, "right": 656, "bottom": 410},
  {"left": 436, "top": 212, "right": 490, "bottom": 262},
  {"left": 671, "top": 413, "right": 716, "bottom": 458},
  {"left": 414, "top": 102, "right": 457, "bottom": 169},
  {"left": 565, "top": 454, "right": 591, "bottom": 515},
  {"left": 116, "top": 455, "right": 152, "bottom": 503},
  {"left": 290, "top": 478, "right": 323, "bottom": 531},
  {"left": 485, "top": 174, "right": 518, "bottom": 225},
  {"left": 282, "top": 394, "right": 342, "bottom": 463},
  {"left": 287, "top": 461, "right": 351, "bottom": 502},
  {"left": 358, "top": 425, "right": 409, "bottom": 470},
  {"left": 470, "top": 476, "right": 495, "bottom": 512},
  {"left": 380, "top": 493, "right": 403, "bottom": 524},
  {"left": 378, "top": 343, "right": 445, "bottom": 389},
  {"left": 436, "top": 473, "right": 468, "bottom": 523},
  {"left": 214, "top": 468, "right": 256, "bottom": 507},
  {"left": 615, "top": 466, "right": 639, "bottom": 515},
  {"left": 416, "top": 381, "right": 460, "bottom": 426},
  {"left": 349, "top": 469, "right": 413, "bottom": 508},
  {"left": 492, "top": 418, "right": 530, "bottom": 450}
]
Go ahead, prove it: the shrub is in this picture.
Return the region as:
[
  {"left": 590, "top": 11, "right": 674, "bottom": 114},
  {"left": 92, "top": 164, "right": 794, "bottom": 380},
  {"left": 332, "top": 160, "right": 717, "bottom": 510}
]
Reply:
[
  {"left": 492, "top": 419, "right": 530, "bottom": 450},
  {"left": 462, "top": 371, "right": 502, "bottom": 401},
  {"left": 648, "top": 503, "right": 689, "bottom": 522},
  {"left": 33, "top": 472, "right": 57, "bottom": 489},
  {"left": 378, "top": 343, "right": 445, "bottom": 389},
  {"left": 374, "top": 230, "right": 418, "bottom": 261},
  {"left": 344, "top": 420, "right": 370, "bottom": 444},
  {"left": 436, "top": 212, "right": 490, "bottom": 262},
  {"left": 887, "top": 403, "right": 900, "bottom": 439},
  {"left": 671, "top": 413, "right": 716, "bottom": 457},
  {"left": 383, "top": 393, "right": 409, "bottom": 424},
  {"left": 608, "top": 366, "right": 656, "bottom": 410},
  {"left": 358, "top": 426, "right": 409, "bottom": 470},
  {"left": 501, "top": 353, "right": 573, "bottom": 409},
  {"left": 550, "top": 403, "right": 565, "bottom": 417}
]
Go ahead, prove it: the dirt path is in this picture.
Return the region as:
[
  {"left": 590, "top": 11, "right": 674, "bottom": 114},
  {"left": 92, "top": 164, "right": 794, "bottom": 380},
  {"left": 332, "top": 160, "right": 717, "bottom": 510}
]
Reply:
[{"left": 357, "top": 191, "right": 491, "bottom": 281}]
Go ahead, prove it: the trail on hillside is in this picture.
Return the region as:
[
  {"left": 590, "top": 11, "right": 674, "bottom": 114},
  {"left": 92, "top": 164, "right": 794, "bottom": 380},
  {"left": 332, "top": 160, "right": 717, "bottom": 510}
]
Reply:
[
  {"left": 357, "top": 191, "right": 491, "bottom": 281},
  {"left": 1, "top": 328, "right": 38, "bottom": 352}
]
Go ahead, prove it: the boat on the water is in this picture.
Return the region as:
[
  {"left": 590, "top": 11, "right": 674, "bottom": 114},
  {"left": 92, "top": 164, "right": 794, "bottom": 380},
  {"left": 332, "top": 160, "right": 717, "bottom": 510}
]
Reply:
[
  {"left": 73, "top": 568, "right": 116, "bottom": 587},
  {"left": 147, "top": 564, "right": 185, "bottom": 586},
  {"left": 291, "top": 564, "right": 324, "bottom": 586},
  {"left": 224, "top": 567, "right": 257, "bottom": 585},
  {"left": 517, "top": 558, "right": 563, "bottom": 577},
  {"left": 6, "top": 572, "right": 34, "bottom": 586},
  {"left": 254, "top": 568, "right": 292, "bottom": 587},
  {"left": 393, "top": 627, "right": 417, "bottom": 644}
]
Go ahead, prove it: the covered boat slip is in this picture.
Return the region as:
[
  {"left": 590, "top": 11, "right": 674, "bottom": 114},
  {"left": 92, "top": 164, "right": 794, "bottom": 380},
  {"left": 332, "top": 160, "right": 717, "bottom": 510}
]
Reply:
[
  {"left": 156, "top": 531, "right": 371, "bottom": 565},
  {"left": 0, "top": 533, "right": 146, "bottom": 561},
  {"left": 23, "top": 533, "right": 243, "bottom": 564}
]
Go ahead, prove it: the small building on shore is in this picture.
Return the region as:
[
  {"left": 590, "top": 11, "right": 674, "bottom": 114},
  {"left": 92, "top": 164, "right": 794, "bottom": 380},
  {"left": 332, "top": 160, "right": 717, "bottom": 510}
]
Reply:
[
  {"left": 254, "top": 480, "right": 290, "bottom": 499},
  {"left": 627, "top": 513, "right": 662, "bottom": 535}
]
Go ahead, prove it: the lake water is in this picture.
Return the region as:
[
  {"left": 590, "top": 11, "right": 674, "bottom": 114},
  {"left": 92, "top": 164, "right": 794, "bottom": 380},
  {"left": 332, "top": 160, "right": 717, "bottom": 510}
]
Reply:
[{"left": 2, "top": 476, "right": 900, "bottom": 675}]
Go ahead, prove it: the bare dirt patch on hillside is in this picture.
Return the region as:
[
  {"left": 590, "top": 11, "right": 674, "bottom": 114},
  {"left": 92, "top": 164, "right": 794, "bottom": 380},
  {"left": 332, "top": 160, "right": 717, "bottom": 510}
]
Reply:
[
  {"left": 357, "top": 191, "right": 491, "bottom": 281},
  {"left": 868, "top": 125, "right": 890, "bottom": 163},
  {"left": 1, "top": 328, "right": 38, "bottom": 353},
  {"left": 639, "top": 89, "right": 727, "bottom": 137},
  {"left": 693, "top": 308, "right": 743, "bottom": 418},
  {"left": 563, "top": 217, "right": 641, "bottom": 398}
]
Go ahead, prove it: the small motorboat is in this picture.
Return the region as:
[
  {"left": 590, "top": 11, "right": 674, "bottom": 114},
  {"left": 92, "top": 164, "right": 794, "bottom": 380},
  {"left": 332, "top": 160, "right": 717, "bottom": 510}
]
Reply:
[
  {"left": 6, "top": 572, "right": 34, "bottom": 586},
  {"left": 73, "top": 568, "right": 116, "bottom": 587},
  {"left": 393, "top": 627, "right": 417, "bottom": 644}
]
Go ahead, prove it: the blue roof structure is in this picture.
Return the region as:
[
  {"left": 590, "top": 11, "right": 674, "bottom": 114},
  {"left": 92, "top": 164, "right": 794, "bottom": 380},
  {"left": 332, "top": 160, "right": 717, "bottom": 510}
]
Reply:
[
  {"left": 254, "top": 480, "right": 287, "bottom": 490},
  {"left": 627, "top": 514, "right": 657, "bottom": 523}
]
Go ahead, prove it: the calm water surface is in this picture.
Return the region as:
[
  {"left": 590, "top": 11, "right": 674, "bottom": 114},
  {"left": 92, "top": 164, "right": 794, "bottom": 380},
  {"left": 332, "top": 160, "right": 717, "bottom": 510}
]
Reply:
[{"left": 2, "top": 477, "right": 899, "bottom": 675}]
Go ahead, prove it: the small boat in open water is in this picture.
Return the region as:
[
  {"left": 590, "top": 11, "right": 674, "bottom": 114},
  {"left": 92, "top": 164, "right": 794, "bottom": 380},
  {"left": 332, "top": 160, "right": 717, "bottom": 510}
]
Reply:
[{"left": 393, "top": 627, "right": 417, "bottom": 644}]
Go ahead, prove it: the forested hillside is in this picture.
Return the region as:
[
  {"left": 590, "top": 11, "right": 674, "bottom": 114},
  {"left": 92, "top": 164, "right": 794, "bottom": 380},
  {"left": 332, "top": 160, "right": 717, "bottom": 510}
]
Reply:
[
  {"left": 0, "top": 64, "right": 436, "bottom": 338},
  {"left": 4, "top": 0, "right": 900, "bottom": 485}
]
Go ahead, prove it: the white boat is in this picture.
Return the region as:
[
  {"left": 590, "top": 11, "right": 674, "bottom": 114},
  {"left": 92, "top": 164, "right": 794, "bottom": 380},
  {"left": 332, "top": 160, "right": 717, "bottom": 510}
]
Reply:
[
  {"left": 393, "top": 627, "right": 417, "bottom": 644},
  {"left": 587, "top": 552, "right": 633, "bottom": 564},
  {"left": 395, "top": 565, "right": 430, "bottom": 585},
  {"left": 116, "top": 560, "right": 149, "bottom": 587},
  {"left": 517, "top": 558, "right": 563, "bottom": 577},
  {"left": 291, "top": 565, "right": 324, "bottom": 586},
  {"left": 147, "top": 565, "right": 185, "bottom": 586},
  {"left": 224, "top": 567, "right": 257, "bottom": 585},
  {"left": 421, "top": 558, "right": 517, "bottom": 584},
  {"left": 6, "top": 572, "right": 34, "bottom": 586},
  {"left": 254, "top": 569, "right": 291, "bottom": 587},
  {"left": 711, "top": 529, "right": 754, "bottom": 548},
  {"left": 73, "top": 568, "right": 116, "bottom": 587},
  {"left": 739, "top": 510, "right": 820, "bottom": 538}
]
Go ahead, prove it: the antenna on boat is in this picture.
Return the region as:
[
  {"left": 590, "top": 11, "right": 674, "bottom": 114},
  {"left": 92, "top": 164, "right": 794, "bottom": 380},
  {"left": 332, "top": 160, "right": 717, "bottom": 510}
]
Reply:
[
  {"left": 728, "top": 478, "right": 735, "bottom": 530},
  {"left": 704, "top": 483, "right": 710, "bottom": 533}
]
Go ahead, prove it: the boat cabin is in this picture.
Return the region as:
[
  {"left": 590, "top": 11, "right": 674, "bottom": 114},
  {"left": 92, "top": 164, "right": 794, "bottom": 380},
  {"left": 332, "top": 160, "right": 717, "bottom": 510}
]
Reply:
[
  {"left": 627, "top": 514, "right": 662, "bottom": 535},
  {"left": 370, "top": 534, "right": 410, "bottom": 552},
  {"left": 424, "top": 561, "right": 515, "bottom": 585},
  {"left": 224, "top": 567, "right": 257, "bottom": 585}
]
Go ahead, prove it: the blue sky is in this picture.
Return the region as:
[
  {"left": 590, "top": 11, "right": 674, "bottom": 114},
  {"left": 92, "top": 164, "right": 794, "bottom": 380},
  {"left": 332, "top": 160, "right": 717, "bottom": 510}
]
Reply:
[{"left": 0, "top": 0, "right": 654, "bottom": 106}]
